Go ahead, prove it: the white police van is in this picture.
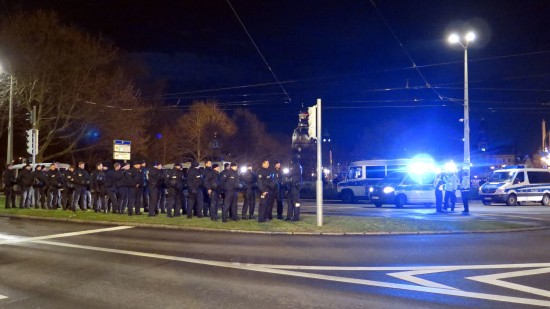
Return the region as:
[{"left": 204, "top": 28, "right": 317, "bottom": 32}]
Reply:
[
  {"left": 479, "top": 167, "right": 550, "bottom": 206},
  {"left": 336, "top": 159, "right": 413, "bottom": 203}
]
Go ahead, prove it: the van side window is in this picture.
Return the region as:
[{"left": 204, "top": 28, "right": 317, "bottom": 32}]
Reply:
[
  {"left": 349, "top": 166, "right": 362, "bottom": 179},
  {"left": 366, "top": 166, "right": 385, "bottom": 178},
  {"left": 527, "top": 171, "right": 550, "bottom": 184},
  {"left": 515, "top": 171, "right": 525, "bottom": 183}
]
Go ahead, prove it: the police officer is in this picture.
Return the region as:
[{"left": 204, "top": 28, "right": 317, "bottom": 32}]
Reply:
[
  {"left": 141, "top": 160, "right": 150, "bottom": 213},
  {"left": 240, "top": 163, "right": 257, "bottom": 220},
  {"left": 433, "top": 173, "right": 444, "bottom": 213},
  {"left": 103, "top": 163, "right": 119, "bottom": 213},
  {"left": 46, "top": 163, "right": 63, "bottom": 210},
  {"left": 459, "top": 170, "right": 470, "bottom": 215},
  {"left": 60, "top": 165, "right": 75, "bottom": 211},
  {"left": 268, "top": 161, "right": 284, "bottom": 220},
  {"left": 187, "top": 160, "right": 204, "bottom": 219},
  {"left": 2, "top": 163, "right": 17, "bottom": 209},
  {"left": 32, "top": 165, "right": 48, "bottom": 209},
  {"left": 114, "top": 162, "right": 129, "bottom": 214},
  {"left": 147, "top": 162, "right": 164, "bottom": 216},
  {"left": 127, "top": 161, "right": 144, "bottom": 216},
  {"left": 219, "top": 163, "right": 230, "bottom": 217},
  {"left": 257, "top": 160, "right": 274, "bottom": 223},
  {"left": 205, "top": 163, "right": 221, "bottom": 221},
  {"left": 90, "top": 162, "right": 106, "bottom": 212},
  {"left": 72, "top": 162, "right": 90, "bottom": 211},
  {"left": 201, "top": 160, "right": 213, "bottom": 217},
  {"left": 443, "top": 171, "right": 459, "bottom": 211},
  {"left": 284, "top": 161, "right": 302, "bottom": 221},
  {"left": 220, "top": 162, "right": 239, "bottom": 222},
  {"left": 17, "top": 164, "right": 34, "bottom": 208},
  {"left": 164, "top": 162, "right": 185, "bottom": 217}
]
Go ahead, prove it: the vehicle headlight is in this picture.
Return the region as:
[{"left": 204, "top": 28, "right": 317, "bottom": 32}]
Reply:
[
  {"left": 383, "top": 186, "right": 395, "bottom": 194},
  {"left": 495, "top": 187, "right": 505, "bottom": 194},
  {"left": 369, "top": 187, "right": 374, "bottom": 193}
]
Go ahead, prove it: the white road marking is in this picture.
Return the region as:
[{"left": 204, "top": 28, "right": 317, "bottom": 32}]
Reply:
[
  {"left": 387, "top": 269, "right": 459, "bottom": 290},
  {"left": 0, "top": 226, "right": 134, "bottom": 246},
  {"left": 0, "top": 294, "right": 6, "bottom": 300},
  {"left": 249, "top": 262, "right": 550, "bottom": 271},
  {"left": 29, "top": 239, "right": 550, "bottom": 308},
  {"left": 468, "top": 267, "right": 550, "bottom": 298}
]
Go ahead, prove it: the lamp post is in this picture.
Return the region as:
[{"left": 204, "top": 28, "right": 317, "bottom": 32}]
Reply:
[
  {"left": 448, "top": 31, "right": 475, "bottom": 168},
  {"left": 1, "top": 65, "right": 14, "bottom": 165}
]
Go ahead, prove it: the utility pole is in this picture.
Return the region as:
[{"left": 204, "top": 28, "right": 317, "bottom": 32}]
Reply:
[
  {"left": 6, "top": 75, "right": 13, "bottom": 164},
  {"left": 316, "top": 98, "right": 323, "bottom": 227}
]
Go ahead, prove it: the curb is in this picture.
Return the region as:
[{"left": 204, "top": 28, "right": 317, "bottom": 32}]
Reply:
[{"left": 2, "top": 213, "right": 549, "bottom": 236}]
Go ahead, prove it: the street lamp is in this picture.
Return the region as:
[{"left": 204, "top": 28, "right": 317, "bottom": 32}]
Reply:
[
  {"left": 0, "top": 65, "right": 14, "bottom": 165},
  {"left": 448, "top": 31, "right": 475, "bottom": 168}
]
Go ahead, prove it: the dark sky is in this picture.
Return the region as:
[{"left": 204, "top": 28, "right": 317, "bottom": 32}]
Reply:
[{"left": 2, "top": 0, "right": 549, "bottom": 162}]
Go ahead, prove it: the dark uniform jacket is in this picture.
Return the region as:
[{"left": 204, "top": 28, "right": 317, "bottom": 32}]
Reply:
[
  {"left": 32, "top": 170, "right": 48, "bottom": 188},
  {"left": 2, "top": 169, "right": 16, "bottom": 186},
  {"left": 203, "top": 168, "right": 219, "bottom": 191},
  {"left": 284, "top": 164, "right": 302, "bottom": 188},
  {"left": 257, "top": 167, "right": 274, "bottom": 193},
  {"left": 104, "top": 170, "right": 117, "bottom": 189},
  {"left": 90, "top": 169, "right": 106, "bottom": 192},
  {"left": 220, "top": 169, "right": 239, "bottom": 192},
  {"left": 47, "top": 169, "right": 64, "bottom": 189},
  {"left": 61, "top": 170, "right": 75, "bottom": 189},
  {"left": 114, "top": 169, "right": 127, "bottom": 188},
  {"left": 127, "top": 167, "right": 143, "bottom": 188},
  {"left": 164, "top": 169, "right": 185, "bottom": 190},
  {"left": 148, "top": 168, "right": 164, "bottom": 188},
  {"left": 186, "top": 167, "right": 204, "bottom": 193},
  {"left": 240, "top": 170, "right": 257, "bottom": 190},
  {"left": 17, "top": 169, "right": 34, "bottom": 187},
  {"left": 72, "top": 168, "right": 90, "bottom": 187}
]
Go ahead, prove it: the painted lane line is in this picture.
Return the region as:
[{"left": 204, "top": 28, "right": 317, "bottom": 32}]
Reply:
[
  {"left": 249, "top": 262, "right": 550, "bottom": 271},
  {"left": 0, "top": 226, "right": 134, "bottom": 246},
  {"left": 0, "top": 294, "right": 7, "bottom": 300},
  {"left": 468, "top": 267, "right": 550, "bottom": 298},
  {"left": 30, "top": 240, "right": 550, "bottom": 308},
  {"left": 387, "top": 269, "right": 459, "bottom": 290}
]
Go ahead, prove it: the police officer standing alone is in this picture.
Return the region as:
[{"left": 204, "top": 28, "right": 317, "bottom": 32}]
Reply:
[
  {"left": 2, "top": 164, "right": 17, "bottom": 209},
  {"left": 257, "top": 160, "right": 274, "bottom": 223},
  {"left": 186, "top": 160, "right": 204, "bottom": 219},
  {"left": 147, "top": 162, "right": 164, "bottom": 216},
  {"left": 240, "top": 163, "right": 257, "bottom": 220},
  {"left": 284, "top": 161, "right": 302, "bottom": 221}
]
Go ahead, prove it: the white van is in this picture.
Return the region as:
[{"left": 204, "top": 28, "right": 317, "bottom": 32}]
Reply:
[
  {"left": 336, "top": 159, "right": 413, "bottom": 203},
  {"left": 479, "top": 167, "right": 550, "bottom": 206},
  {"left": 369, "top": 171, "right": 436, "bottom": 208}
]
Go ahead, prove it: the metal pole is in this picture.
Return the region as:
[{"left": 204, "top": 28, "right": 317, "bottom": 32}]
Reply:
[
  {"left": 316, "top": 98, "right": 323, "bottom": 227},
  {"left": 464, "top": 48, "right": 470, "bottom": 166},
  {"left": 32, "top": 105, "right": 37, "bottom": 165},
  {"left": 6, "top": 75, "right": 13, "bottom": 164}
]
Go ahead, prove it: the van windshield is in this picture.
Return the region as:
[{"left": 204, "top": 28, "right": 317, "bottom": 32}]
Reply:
[
  {"left": 488, "top": 171, "right": 515, "bottom": 182},
  {"left": 379, "top": 172, "right": 406, "bottom": 186}
]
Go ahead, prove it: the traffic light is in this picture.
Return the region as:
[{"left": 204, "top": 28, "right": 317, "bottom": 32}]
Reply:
[
  {"left": 26, "top": 129, "right": 34, "bottom": 155},
  {"left": 26, "top": 111, "right": 33, "bottom": 124},
  {"left": 308, "top": 105, "right": 317, "bottom": 139}
]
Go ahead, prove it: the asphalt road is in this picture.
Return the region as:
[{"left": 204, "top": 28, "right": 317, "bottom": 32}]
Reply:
[{"left": 1, "top": 202, "right": 550, "bottom": 309}]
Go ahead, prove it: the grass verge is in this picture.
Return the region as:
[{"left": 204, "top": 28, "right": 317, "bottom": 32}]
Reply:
[{"left": 0, "top": 205, "right": 533, "bottom": 234}]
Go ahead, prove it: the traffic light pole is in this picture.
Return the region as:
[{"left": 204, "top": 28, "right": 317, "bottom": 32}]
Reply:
[
  {"left": 6, "top": 75, "right": 13, "bottom": 165},
  {"left": 31, "top": 105, "right": 37, "bottom": 165}
]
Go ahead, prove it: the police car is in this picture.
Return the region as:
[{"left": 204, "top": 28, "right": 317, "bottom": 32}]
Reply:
[
  {"left": 479, "top": 166, "right": 550, "bottom": 206},
  {"left": 369, "top": 171, "right": 436, "bottom": 208}
]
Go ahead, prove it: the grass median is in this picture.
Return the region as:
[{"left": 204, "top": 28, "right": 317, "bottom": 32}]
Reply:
[{"left": 0, "top": 202, "right": 533, "bottom": 234}]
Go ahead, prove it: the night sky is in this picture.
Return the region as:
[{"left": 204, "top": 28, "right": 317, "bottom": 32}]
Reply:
[{"left": 2, "top": 0, "right": 549, "bottom": 162}]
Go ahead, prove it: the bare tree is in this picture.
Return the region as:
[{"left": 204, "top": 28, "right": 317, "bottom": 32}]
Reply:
[
  {"left": 174, "top": 101, "right": 236, "bottom": 162},
  {"left": 0, "top": 11, "right": 148, "bottom": 161}
]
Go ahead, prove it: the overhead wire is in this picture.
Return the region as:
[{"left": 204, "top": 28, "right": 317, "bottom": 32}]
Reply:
[{"left": 225, "top": 0, "right": 292, "bottom": 103}]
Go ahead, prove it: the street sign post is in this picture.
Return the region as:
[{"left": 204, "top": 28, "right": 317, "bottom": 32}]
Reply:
[{"left": 113, "top": 140, "right": 131, "bottom": 161}]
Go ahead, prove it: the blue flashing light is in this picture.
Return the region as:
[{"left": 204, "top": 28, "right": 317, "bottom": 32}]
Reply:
[{"left": 156, "top": 133, "right": 163, "bottom": 139}]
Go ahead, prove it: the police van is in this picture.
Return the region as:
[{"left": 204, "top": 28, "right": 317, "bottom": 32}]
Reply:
[
  {"left": 479, "top": 166, "right": 550, "bottom": 206},
  {"left": 336, "top": 159, "right": 413, "bottom": 203}
]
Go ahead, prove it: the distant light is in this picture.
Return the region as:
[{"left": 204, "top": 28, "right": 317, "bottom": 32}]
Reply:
[
  {"left": 283, "top": 168, "right": 290, "bottom": 174},
  {"left": 240, "top": 166, "right": 247, "bottom": 173},
  {"left": 328, "top": 139, "right": 331, "bottom": 142},
  {"left": 323, "top": 138, "right": 326, "bottom": 142},
  {"left": 448, "top": 33, "right": 459, "bottom": 43},
  {"left": 490, "top": 166, "right": 495, "bottom": 170},
  {"left": 465, "top": 32, "right": 476, "bottom": 42},
  {"left": 444, "top": 161, "right": 458, "bottom": 173},
  {"left": 481, "top": 148, "right": 486, "bottom": 152},
  {"left": 156, "top": 133, "right": 162, "bottom": 139},
  {"left": 323, "top": 168, "right": 330, "bottom": 175}
]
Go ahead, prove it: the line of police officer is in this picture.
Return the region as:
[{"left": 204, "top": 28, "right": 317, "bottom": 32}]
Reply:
[{"left": 2, "top": 159, "right": 303, "bottom": 222}]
